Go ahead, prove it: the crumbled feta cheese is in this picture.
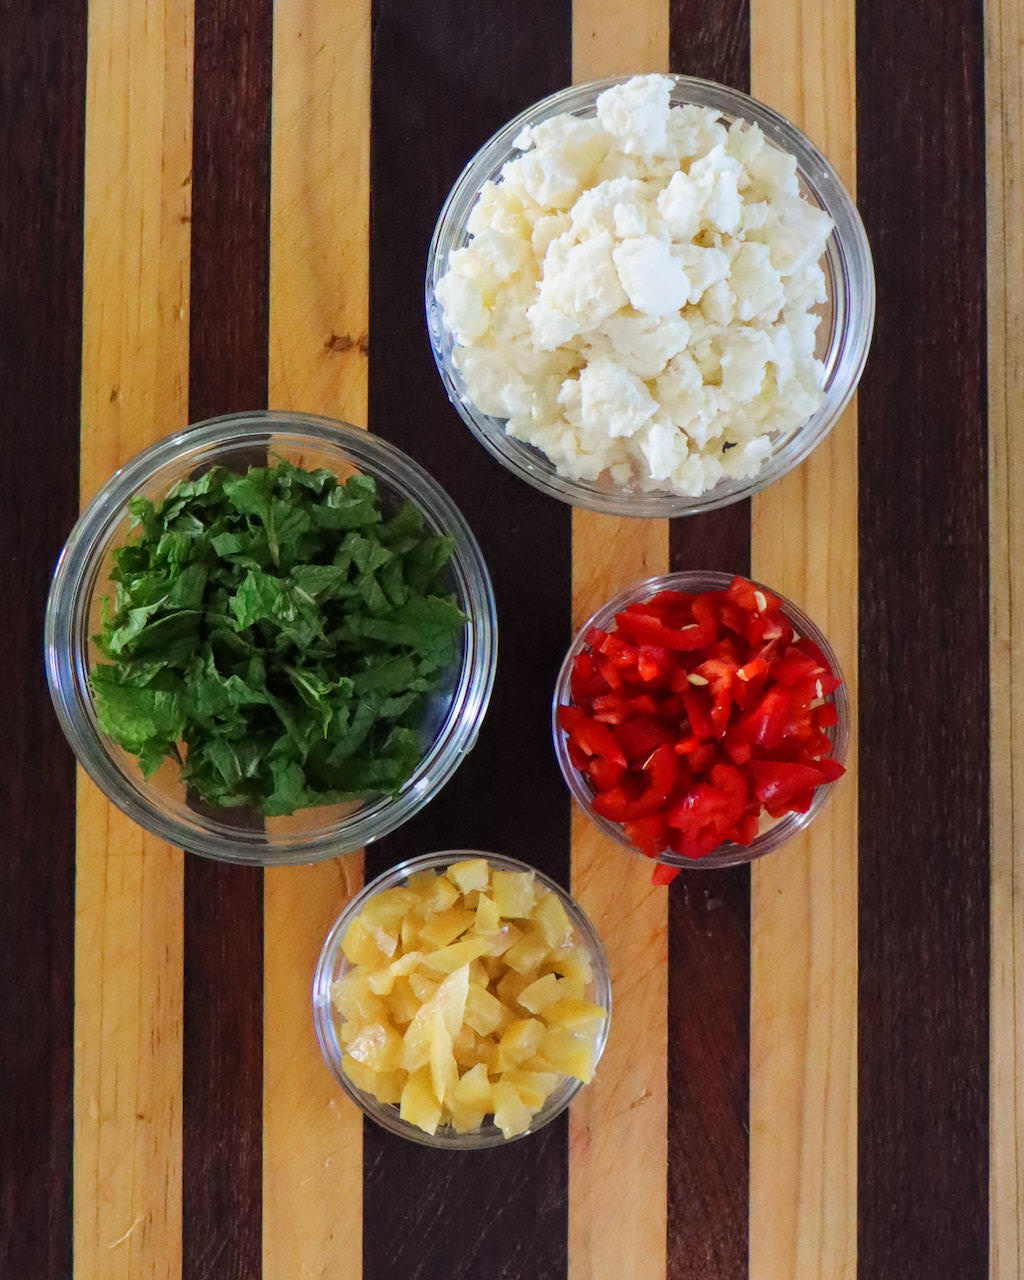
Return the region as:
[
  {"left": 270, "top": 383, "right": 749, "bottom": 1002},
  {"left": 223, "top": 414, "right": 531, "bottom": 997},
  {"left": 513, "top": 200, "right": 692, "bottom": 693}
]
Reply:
[
  {"left": 435, "top": 74, "right": 834, "bottom": 497},
  {"left": 612, "top": 236, "right": 692, "bottom": 316},
  {"left": 595, "top": 74, "right": 672, "bottom": 156}
]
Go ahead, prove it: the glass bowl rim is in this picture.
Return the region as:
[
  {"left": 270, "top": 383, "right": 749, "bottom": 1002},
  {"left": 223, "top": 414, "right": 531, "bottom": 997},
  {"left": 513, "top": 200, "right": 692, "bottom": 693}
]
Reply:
[
  {"left": 44, "top": 411, "right": 498, "bottom": 865},
  {"left": 426, "top": 72, "right": 875, "bottom": 518},
  {"left": 312, "top": 849, "right": 613, "bottom": 1149},
  {"left": 551, "top": 569, "right": 850, "bottom": 869}
]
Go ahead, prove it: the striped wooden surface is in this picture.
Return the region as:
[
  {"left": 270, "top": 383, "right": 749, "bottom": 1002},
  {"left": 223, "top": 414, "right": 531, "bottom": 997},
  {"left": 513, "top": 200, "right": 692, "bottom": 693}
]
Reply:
[{"left": 1, "top": 0, "right": 1019, "bottom": 1276}]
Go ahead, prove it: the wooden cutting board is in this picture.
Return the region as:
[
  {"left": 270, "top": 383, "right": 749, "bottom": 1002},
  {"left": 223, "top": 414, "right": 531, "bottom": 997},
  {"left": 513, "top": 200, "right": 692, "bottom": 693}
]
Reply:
[{"left": 3, "top": 0, "right": 1020, "bottom": 1276}]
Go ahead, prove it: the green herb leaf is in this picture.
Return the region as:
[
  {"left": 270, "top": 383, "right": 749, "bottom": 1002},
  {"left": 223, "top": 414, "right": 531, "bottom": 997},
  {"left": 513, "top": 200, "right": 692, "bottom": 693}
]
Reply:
[{"left": 90, "top": 461, "right": 466, "bottom": 815}]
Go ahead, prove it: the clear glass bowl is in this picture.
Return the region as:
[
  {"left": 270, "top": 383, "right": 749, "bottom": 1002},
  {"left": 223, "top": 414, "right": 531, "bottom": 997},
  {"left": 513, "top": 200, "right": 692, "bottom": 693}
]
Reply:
[
  {"left": 44, "top": 412, "right": 497, "bottom": 865},
  {"left": 313, "top": 850, "right": 612, "bottom": 1148},
  {"left": 552, "top": 571, "right": 849, "bottom": 869},
  {"left": 426, "top": 74, "right": 874, "bottom": 517}
]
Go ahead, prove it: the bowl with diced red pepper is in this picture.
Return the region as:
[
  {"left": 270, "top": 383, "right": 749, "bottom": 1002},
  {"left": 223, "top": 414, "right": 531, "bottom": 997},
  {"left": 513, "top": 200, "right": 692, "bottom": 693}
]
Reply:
[{"left": 552, "top": 572, "right": 849, "bottom": 880}]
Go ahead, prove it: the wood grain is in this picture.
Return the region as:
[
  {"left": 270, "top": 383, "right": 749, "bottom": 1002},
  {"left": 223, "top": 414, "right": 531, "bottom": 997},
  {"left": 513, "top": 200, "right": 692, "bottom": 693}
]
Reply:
[
  {"left": 263, "top": 2, "right": 371, "bottom": 1275},
  {"left": 747, "top": 3, "right": 859, "bottom": 1277},
  {"left": 363, "top": 3, "right": 573, "bottom": 1277},
  {"left": 184, "top": 2, "right": 273, "bottom": 1277},
  {"left": 74, "top": 3, "right": 193, "bottom": 1275},
  {"left": 567, "top": 9, "right": 670, "bottom": 1280},
  {"left": 855, "top": 0, "right": 989, "bottom": 1273},
  {"left": 986, "top": 0, "right": 1024, "bottom": 1273},
  {"left": 0, "top": 2, "right": 86, "bottom": 1275},
  {"left": 667, "top": 7, "right": 753, "bottom": 1277}
]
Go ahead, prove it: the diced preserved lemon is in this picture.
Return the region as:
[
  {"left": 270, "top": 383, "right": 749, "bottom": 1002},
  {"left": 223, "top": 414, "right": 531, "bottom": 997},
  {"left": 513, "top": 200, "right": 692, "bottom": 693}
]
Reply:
[
  {"left": 453, "top": 1061, "right": 491, "bottom": 1111},
  {"left": 331, "top": 974, "right": 388, "bottom": 1025},
  {"left": 533, "top": 890, "right": 573, "bottom": 947},
  {"left": 411, "top": 871, "right": 460, "bottom": 913},
  {"left": 543, "top": 997, "right": 607, "bottom": 1033},
  {"left": 464, "top": 983, "right": 509, "bottom": 1037},
  {"left": 408, "top": 971, "right": 439, "bottom": 1003},
  {"left": 341, "top": 917, "right": 392, "bottom": 967},
  {"left": 545, "top": 948, "right": 591, "bottom": 998},
  {"left": 473, "top": 894, "right": 501, "bottom": 934},
  {"left": 428, "top": 1008, "right": 459, "bottom": 1106},
  {"left": 386, "top": 976, "right": 420, "bottom": 1026},
  {"left": 477, "top": 923, "right": 523, "bottom": 958},
  {"left": 366, "top": 966, "right": 396, "bottom": 996},
  {"left": 502, "top": 1066, "right": 560, "bottom": 1110},
  {"left": 331, "top": 858, "right": 606, "bottom": 1138},
  {"left": 449, "top": 1100, "right": 486, "bottom": 1134},
  {"left": 419, "top": 906, "right": 476, "bottom": 949},
  {"left": 496, "top": 1018, "right": 545, "bottom": 1070},
  {"left": 503, "top": 928, "right": 550, "bottom": 975},
  {"left": 541, "top": 1027, "right": 597, "bottom": 1083},
  {"left": 341, "top": 1055, "right": 404, "bottom": 1105},
  {"left": 495, "top": 967, "right": 533, "bottom": 1007},
  {"left": 421, "top": 936, "right": 491, "bottom": 974},
  {"left": 446, "top": 858, "right": 491, "bottom": 894},
  {"left": 491, "top": 869, "right": 537, "bottom": 919},
  {"left": 400, "top": 1066, "right": 441, "bottom": 1135},
  {"left": 345, "top": 1021, "right": 402, "bottom": 1073},
  {"left": 517, "top": 972, "right": 561, "bottom": 1014},
  {"left": 390, "top": 950, "right": 425, "bottom": 977},
  {"left": 359, "top": 887, "right": 420, "bottom": 931},
  {"left": 452, "top": 1023, "right": 481, "bottom": 1069},
  {"left": 492, "top": 1080, "right": 534, "bottom": 1138},
  {"left": 475, "top": 1036, "right": 499, "bottom": 1071},
  {"left": 401, "top": 965, "right": 471, "bottom": 1073}
]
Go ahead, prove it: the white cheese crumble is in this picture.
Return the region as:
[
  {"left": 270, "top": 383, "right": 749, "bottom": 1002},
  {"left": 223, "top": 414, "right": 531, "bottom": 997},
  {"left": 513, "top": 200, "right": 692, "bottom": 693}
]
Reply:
[{"left": 436, "top": 74, "right": 835, "bottom": 497}]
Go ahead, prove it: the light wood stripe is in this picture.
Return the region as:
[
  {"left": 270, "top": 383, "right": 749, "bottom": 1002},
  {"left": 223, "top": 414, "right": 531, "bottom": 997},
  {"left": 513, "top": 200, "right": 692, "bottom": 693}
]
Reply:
[
  {"left": 987, "top": 0, "right": 1024, "bottom": 1271},
  {"left": 748, "top": 2, "right": 859, "bottom": 1276},
  {"left": 76, "top": 0, "right": 193, "bottom": 1275},
  {"left": 263, "top": 3, "right": 370, "bottom": 1277},
  {"left": 568, "top": 10, "right": 669, "bottom": 1280}
]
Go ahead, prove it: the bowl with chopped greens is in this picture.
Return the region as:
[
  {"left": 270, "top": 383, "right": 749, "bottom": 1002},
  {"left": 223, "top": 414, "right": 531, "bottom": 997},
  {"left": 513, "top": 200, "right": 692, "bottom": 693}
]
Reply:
[{"left": 45, "top": 413, "right": 497, "bottom": 864}]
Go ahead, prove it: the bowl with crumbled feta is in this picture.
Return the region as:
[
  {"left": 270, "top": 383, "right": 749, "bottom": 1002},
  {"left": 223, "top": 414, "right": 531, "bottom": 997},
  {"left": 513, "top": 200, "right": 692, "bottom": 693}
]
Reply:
[{"left": 427, "top": 74, "right": 874, "bottom": 516}]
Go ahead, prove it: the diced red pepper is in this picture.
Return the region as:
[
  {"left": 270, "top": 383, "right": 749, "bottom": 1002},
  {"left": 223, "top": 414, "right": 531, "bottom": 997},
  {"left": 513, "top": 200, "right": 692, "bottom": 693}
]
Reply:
[
  {"left": 814, "top": 703, "right": 840, "bottom": 730},
  {"left": 749, "top": 759, "right": 830, "bottom": 808},
  {"left": 598, "top": 631, "right": 639, "bottom": 668},
  {"left": 615, "top": 715, "right": 670, "bottom": 763},
  {"left": 615, "top": 609, "right": 707, "bottom": 651},
  {"left": 636, "top": 645, "right": 673, "bottom": 685},
  {"left": 623, "top": 813, "right": 669, "bottom": 858},
  {"left": 591, "top": 691, "right": 658, "bottom": 725},
  {"left": 596, "top": 655, "right": 625, "bottom": 690},
  {"left": 558, "top": 705, "right": 627, "bottom": 767},
  {"left": 570, "top": 651, "right": 609, "bottom": 702},
  {"left": 682, "top": 685, "right": 714, "bottom": 740},
  {"left": 560, "top": 576, "right": 845, "bottom": 876},
  {"left": 566, "top": 739, "right": 588, "bottom": 771},
  {"left": 586, "top": 755, "right": 626, "bottom": 791},
  {"left": 770, "top": 647, "right": 823, "bottom": 686},
  {"left": 813, "top": 757, "right": 846, "bottom": 783},
  {"left": 650, "top": 862, "right": 681, "bottom": 886},
  {"left": 736, "top": 686, "right": 794, "bottom": 749},
  {"left": 726, "top": 575, "right": 782, "bottom": 613}
]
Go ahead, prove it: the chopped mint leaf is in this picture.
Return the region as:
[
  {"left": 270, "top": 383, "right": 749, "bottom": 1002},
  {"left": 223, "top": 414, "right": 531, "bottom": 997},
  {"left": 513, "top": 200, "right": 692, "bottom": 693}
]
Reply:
[{"left": 90, "top": 462, "right": 465, "bottom": 814}]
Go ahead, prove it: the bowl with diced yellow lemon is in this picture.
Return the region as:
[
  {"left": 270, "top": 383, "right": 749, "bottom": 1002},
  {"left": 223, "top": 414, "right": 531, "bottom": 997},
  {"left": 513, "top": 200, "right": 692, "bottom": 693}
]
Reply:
[{"left": 313, "top": 851, "right": 611, "bottom": 1147}]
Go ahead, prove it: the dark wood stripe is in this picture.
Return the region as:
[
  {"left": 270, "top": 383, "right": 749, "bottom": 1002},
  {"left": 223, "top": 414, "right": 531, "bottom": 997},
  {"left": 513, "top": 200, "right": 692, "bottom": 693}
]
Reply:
[
  {"left": 365, "top": 3, "right": 572, "bottom": 1276},
  {"left": 183, "top": 3, "right": 272, "bottom": 1277},
  {"left": 0, "top": 4, "right": 86, "bottom": 1275},
  {"left": 666, "top": 9, "right": 751, "bottom": 1279},
  {"left": 856, "top": 1, "right": 989, "bottom": 1275}
]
